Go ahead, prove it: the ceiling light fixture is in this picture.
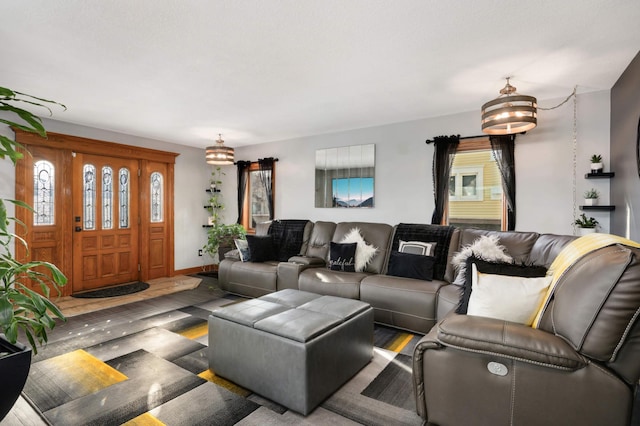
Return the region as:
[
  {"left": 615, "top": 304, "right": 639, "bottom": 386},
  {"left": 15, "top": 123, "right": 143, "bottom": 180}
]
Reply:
[
  {"left": 205, "top": 134, "right": 234, "bottom": 165},
  {"left": 481, "top": 77, "right": 537, "bottom": 135}
]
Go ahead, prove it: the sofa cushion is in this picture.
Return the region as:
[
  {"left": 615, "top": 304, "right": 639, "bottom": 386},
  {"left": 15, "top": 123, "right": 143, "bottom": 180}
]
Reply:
[
  {"left": 306, "top": 221, "right": 337, "bottom": 259},
  {"left": 399, "top": 240, "right": 437, "bottom": 256},
  {"left": 246, "top": 235, "right": 277, "bottom": 262},
  {"left": 299, "top": 268, "right": 368, "bottom": 299},
  {"left": 467, "top": 263, "right": 552, "bottom": 326},
  {"left": 391, "top": 223, "right": 456, "bottom": 281},
  {"left": 235, "top": 239, "right": 251, "bottom": 262},
  {"left": 545, "top": 243, "right": 640, "bottom": 362},
  {"left": 457, "top": 256, "right": 548, "bottom": 314},
  {"left": 340, "top": 227, "right": 378, "bottom": 272},
  {"left": 451, "top": 235, "right": 513, "bottom": 285},
  {"left": 329, "top": 242, "right": 357, "bottom": 272},
  {"left": 332, "top": 222, "right": 393, "bottom": 274},
  {"left": 387, "top": 251, "right": 435, "bottom": 281},
  {"left": 268, "top": 219, "right": 312, "bottom": 261}
]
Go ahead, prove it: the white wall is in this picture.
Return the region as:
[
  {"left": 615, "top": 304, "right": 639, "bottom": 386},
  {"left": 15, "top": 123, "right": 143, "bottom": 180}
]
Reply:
[
  {"left": 231, "top": 90, "right": 612, "bottom": 235},
  {"left": 0, "top": 89, "right": 612, "bottom": 274}
]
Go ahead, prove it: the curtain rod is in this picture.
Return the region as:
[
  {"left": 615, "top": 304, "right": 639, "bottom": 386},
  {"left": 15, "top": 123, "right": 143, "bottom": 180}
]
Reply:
[
  {"left": 425, "top": 135, "right": 485, "bottom": 144},
  {"left": 233, "top": 157, "right": 279, "bottom": 165}
]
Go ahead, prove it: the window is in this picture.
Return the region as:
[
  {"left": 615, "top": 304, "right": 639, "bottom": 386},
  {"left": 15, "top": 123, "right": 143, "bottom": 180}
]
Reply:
[
  {"left": 445, "top": 139, "right": 505, "bottom": 231},
  {"left": 83, "top": 164, "right": 96, "bottom": 230},
  {"left": 118, "top": 168, "right": 130, "bottom": 229},
  {"left": 102, "top": 166, "right": 113, "bottom": 229},
  {"left": 239, "top": 160, "right": 275, "bottom": 232},
  {"left": 150, "top": 171, "right": 163, "bottom": 223},
  {"left": 448, "top": 166, "right": 484, "bottom": 201},
  {"left": 33, "top": 160, "right": 55, "bottom": 226}
]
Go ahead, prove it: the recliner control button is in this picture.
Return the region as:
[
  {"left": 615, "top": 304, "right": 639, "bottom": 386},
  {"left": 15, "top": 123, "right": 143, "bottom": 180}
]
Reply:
[{"left": 487, "top": 361, "right": 508, "bottom": 376}]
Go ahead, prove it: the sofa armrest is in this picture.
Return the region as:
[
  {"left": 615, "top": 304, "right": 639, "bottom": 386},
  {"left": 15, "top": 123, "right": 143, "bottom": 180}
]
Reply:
[
  {"left": 277, "top": 260, "right": 324, "bottom": 291},
  {"left": 288, "top": 255, "right": 326, "bottom": 267},
  {"left": 436, "top": 314, "right": 586, "bottom": 370}
]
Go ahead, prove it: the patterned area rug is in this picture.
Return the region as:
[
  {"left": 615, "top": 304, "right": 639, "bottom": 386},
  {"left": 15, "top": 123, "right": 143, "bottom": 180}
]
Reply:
[{"left": 22, "top": 280, "right": 423, "bottom": 425}]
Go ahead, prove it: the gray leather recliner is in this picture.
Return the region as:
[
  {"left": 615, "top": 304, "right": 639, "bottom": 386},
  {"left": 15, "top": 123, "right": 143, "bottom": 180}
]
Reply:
[{"left": 413, "top": 243, "right": 640, "bottom": 426}]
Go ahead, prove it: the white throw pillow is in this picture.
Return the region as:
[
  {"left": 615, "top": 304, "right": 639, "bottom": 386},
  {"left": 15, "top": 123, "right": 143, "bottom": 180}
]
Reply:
[
  {"left": 467, "top": 263, "right": 552, "bottom": 326},
  {"left": 399, "top": 240, "right": 436, "bottom": 256},
  {"left": 340, "top": 227, "right": 378, "bottom": 272}
]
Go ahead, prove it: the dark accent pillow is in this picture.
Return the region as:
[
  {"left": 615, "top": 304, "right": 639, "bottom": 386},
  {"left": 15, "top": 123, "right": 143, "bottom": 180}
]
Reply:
[
  {"left": 329, "top": 242, "right": 357, "bottom": 272},
  {"left": 246, "top": 235, "right": 276, "bottom": 263},
  {"left": 387, "top": 251, "right": 435, "bottom": 281},
  {"left": 456, "top": 256, "right": 548, "bottom": 314}
]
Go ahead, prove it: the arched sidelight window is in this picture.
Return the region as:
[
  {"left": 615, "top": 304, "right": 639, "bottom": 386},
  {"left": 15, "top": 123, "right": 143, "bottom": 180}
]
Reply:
[
  {"left": 150, "top": 171, "right": 163, "bottom": 223},
  {"left": 119, "top": 168, "right": 130, "bottom": 229},
  {"left": 83, "top": 164, "right": 96, "bottom": 230},
  {"left": 33, "top": 160, "right": 55, "bottom": 226},
  {"left": 102, "top": 166, "right": 113, "bottom": 229}
]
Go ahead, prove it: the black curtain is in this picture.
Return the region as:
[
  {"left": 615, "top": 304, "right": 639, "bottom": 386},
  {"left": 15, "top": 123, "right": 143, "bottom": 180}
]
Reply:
[
  {"left": 431, "top": 135, "right": 460, "bottom": 224},
  {"left": 258, "top": 157, "right": 275, "bottom": 220},
  {"left": 236, "top": 161, "right": 251, "bottom": 224},
  {"left": 490, "top": 134, "right": 517, "bottom": 230}
]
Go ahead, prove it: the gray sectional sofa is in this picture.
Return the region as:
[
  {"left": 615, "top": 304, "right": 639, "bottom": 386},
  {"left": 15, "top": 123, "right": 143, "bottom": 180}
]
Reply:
[{"left": 218, "top": 220, "right": 576, "bottom": 334}]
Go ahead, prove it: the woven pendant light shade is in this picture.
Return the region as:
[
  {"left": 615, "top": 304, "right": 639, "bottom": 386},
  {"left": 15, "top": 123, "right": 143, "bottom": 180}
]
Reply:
[
  {"left": 205, "top": 134, "right": 234, "bottom": 165},
  {"left": 481, "top": 78, "right": 537, "bottom": 135}
]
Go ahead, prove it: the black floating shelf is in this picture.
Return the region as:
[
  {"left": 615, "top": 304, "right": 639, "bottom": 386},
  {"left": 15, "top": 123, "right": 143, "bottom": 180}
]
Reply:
[
  {"left": 580, "top": 205, "right": 615, "bottom": 211},
  {"left": 206, "top": 188, "right": 221, "bottom": 193},
  {"left": 585, "top": 172, "right": 615, "bottom": 179},
  {"left": 202, "top": 224, "right": 213, "bottom": 228}
]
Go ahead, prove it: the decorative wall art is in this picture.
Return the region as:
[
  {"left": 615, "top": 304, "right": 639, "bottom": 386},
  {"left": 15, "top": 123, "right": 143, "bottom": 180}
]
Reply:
[{"left": 315, "top": 144, "right": 375, "bottom": 208}]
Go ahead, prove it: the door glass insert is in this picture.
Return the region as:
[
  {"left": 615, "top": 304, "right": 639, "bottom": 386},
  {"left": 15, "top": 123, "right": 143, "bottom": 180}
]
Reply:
[
  {"left": 119, "top": 168, "right": 130, "bottom": 229},
  {"left": 33, "top": 160, "right": 55, "bottom": 226},
  {"left": 150, "top": 171, "right": 163, "bottom": 222},
  {"left": 102, "top": 166, "right": 113, "bottom": 229},
  {"left": 83, "top": 164, "right": 96, "bottom": 230}
]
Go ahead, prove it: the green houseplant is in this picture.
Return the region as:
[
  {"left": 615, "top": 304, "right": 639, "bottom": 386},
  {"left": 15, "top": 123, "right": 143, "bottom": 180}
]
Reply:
[
  {"left": 1, "top": 86, "right": 67, "bottom": 420},
  {"left": 583, "top": 188, "right": 600, "bottom": 206},
  {"left": 590, "top": 154, "right": 603, "bottom": 173},
  {"left": 203, "top": 167, "right": 246, "bottom": 262},
  {"left": 574, "top": 213, "right": 598, "bottom": 236}
]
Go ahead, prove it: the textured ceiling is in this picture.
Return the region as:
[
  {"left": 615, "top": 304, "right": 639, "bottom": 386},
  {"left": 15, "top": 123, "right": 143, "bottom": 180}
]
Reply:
[{"left": 1, "top": 1, "right": 639, "bottom": 149}]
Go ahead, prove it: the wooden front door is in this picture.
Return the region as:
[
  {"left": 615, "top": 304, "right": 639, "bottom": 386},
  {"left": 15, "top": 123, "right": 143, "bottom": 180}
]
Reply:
[
  {"left": 14, "top": 129, "right": 178, "bottom": 296},
  {"left": 72, "top": 153, "right": 140, "bottom": 292}
]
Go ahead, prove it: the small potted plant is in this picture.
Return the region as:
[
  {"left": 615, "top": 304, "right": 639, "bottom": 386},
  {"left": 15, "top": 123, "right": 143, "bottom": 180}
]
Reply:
[
  {"left": 590, "top": 154, "right": 603, "bottom": 173},
  {"left": 574, "top": 213, "right": 599, "bottom": 236},
  {"left": 583, "top": 188, "right": 600, "bottom": 206}
]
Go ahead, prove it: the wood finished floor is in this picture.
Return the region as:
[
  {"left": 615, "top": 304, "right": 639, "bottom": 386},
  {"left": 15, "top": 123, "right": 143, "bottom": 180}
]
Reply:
[{"left": 0, "top": 274, "right": 219, "bottom": 426}]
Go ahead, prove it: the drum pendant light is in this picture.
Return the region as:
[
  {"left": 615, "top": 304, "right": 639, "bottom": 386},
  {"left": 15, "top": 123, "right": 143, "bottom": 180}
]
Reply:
[{"left": 481, "top": 78, "right": 537, "bottom": 135}]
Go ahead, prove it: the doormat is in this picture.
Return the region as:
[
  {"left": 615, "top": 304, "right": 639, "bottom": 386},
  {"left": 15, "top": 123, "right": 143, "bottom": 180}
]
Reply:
[{"left": 71, "top": 282, "right": 150, "bottom": 298}]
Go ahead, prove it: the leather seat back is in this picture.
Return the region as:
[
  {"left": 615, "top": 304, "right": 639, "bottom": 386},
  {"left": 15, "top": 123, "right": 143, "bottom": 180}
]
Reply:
[
  {"left": 542, "top": 244, "right": 640, "bottom": 384},
  {"left": 332, "top": 222, "right": 394, "bottom": 274},
  {"left": 304, "top": 221, "right": 337, "bottom": 259}
]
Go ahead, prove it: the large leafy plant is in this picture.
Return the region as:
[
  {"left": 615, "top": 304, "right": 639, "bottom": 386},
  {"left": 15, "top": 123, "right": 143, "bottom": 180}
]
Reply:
[{"left": 0, "top": 86, "right": 67, "bottom": 354}]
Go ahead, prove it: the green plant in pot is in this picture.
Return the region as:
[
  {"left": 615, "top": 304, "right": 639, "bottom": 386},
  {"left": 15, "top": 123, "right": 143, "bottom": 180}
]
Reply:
[
  {"left": 0, "top": 86, "right": 67, "bottom": 420},
  {"left": 203, "top": 167, "right": 246, "bottom": 262},
  {"left": 583, "top": 188, "right": 600, "bottom": 206},
  {"left": 574, "top": 213, "right": 599, "bottom": 236},
  {"left": 590, "top": 154, "right": 603, "bottom": 173}
]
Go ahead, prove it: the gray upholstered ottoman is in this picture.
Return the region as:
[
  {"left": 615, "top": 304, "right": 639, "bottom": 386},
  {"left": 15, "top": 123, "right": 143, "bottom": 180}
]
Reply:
[{"left": 208, "top": 289, "right": 373, "bottom": 415}]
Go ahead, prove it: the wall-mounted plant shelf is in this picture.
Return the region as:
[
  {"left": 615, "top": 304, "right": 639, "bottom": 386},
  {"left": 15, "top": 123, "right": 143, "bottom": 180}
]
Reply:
[
  {"left": 203, "top": 224, "right": 213, "bottom": 228},
  {"left": 206, "top": 188, "right": 221, "bottom": 193},
  {"left": 585, "top": 172, "right": 615, "bottom": 179},
  {"left": 580, "top": 205, "right": 615, "bottom": 211}
]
